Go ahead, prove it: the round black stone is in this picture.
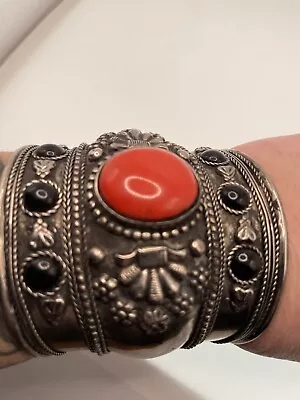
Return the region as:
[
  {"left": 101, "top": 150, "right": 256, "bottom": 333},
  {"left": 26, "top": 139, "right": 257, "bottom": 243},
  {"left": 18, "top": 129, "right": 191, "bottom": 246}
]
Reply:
[
  {"left": 220, "top": 183, "right": 250, "bottom": 212},
  {"left": 35, "top": 144, "right": 66, "bottom": 158},
  {"left": 24, "top": 256, "right": 62, "bottom": 292},
  {"left": 230, "top": 248, "right": 262, "bottom": 281},
  {"left": 24, "top": 181, "right": 59, "bottom": 213},
  {"left": 200, "top": 149, "right": 228, "bottom": 165}
]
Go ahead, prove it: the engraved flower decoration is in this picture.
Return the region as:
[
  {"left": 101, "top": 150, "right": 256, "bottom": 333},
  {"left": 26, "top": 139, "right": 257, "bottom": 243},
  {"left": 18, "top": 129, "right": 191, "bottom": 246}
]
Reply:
[
  {"left": 140, "top": 307, "right": 170, "bottom": 334},
  {"left": 116, "top": 246, "right": 188, "bottom": 304},
  {"left": 33, "top": 159, "right": 55, "bottom": 179},
  {"left": 29, "top": 219, "right": 55, "bottom": 250},
  {"left": 93, "top": 273, "right": 118, "bottom": 303},
  {"left": 110, "top": 299, "right": 137, "bottom": 326},
  {"left": 237, "top": 217, "right": 257, "bottom": 242},
  {"left": 166, "top": 290, "right": 194, "bottom": 317},
  {"left": 108, "top": 129, "right": 166, "bottom": 150}
]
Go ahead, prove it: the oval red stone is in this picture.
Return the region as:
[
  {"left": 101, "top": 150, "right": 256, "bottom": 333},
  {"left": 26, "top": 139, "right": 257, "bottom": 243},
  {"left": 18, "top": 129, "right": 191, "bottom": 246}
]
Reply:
[{"left": 98, "top": 147, "right": 199, "bottom": 221}]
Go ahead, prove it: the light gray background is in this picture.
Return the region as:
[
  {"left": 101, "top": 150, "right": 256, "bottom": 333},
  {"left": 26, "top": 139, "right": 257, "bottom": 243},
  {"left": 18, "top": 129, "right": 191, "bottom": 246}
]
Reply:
[{"left": 0, "top": 0, "right": 300, "bottom": 399}]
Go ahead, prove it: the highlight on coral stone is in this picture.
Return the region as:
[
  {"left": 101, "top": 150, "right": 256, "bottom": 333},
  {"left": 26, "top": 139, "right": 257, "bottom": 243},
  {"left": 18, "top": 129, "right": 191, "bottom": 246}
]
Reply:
[{"left": 98, "top": 147, "right": 199, "bottom": 221}]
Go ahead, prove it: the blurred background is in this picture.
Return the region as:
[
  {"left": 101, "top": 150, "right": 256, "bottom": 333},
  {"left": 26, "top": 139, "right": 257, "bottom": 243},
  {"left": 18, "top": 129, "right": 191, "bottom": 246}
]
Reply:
[{"left": 0, "top": 0, "right": 300, "bottom": 399}]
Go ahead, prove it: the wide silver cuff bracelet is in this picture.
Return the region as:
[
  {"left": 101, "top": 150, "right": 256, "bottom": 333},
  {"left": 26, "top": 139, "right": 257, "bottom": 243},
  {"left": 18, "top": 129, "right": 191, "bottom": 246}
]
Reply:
[{"left": 0, "top": 129, "right": 287, "bottom": 360}]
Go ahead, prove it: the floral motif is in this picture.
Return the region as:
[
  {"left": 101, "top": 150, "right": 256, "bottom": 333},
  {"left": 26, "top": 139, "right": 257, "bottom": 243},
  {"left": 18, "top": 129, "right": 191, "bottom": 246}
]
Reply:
[
  {"left": 108, "top": 129, "right": 166, "bottom": 150},
  {"left": 166, "top": 291, "right": 194, "bottom": 317},
  {"left": 237, "top": 218, "right": 257, "bottom": 242},
  {"left": 189, "top": 254, "right": 209, "bottom": 293},
  {"left": 110, "top": 299, "right": 137, "bottom": 326},
  {"left": 116, "top": 246, "right": 188, "bottom": 304},
  {"left": 29, "top": 219, "right": 55, "bottom": 249},
  {"left": 140, "top": 307, "right": 170, "bottom": 334},
  {"left": 33, "top": 159, "right": 55, "bottom": 178},
  {"left": 93, "top": 273, "right": 118, "bottom": 303}
]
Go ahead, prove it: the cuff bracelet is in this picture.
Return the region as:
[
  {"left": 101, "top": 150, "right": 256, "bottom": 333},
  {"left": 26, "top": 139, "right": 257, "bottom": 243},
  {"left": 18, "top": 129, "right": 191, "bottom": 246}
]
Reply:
[{"left": 0, "top": 129, "right": 287, "bottom": 362}]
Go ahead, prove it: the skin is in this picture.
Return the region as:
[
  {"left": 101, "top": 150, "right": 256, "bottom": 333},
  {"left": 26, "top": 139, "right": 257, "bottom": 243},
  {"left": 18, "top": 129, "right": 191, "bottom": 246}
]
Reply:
[
  {"left": 236, "top": 134, "right": 300, "bottom": 361},
  {"left": 0, "top": 135, "right": 299, "bottom": 363}
]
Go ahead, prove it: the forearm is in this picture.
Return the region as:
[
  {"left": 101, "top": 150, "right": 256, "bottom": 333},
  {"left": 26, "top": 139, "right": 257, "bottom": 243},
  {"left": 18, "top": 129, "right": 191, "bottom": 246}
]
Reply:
[{"left": 237, "top": 135, "right": 300, "bottom": 360}]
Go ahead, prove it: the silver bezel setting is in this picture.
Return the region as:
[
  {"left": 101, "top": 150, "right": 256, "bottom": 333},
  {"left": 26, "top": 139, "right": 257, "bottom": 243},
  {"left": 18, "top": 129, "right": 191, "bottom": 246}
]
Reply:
[
  {"left": 32, "top": 145, "right": 69, "bottom": 161},
  {"left": 217, "top": 182, "right": 253, "bottom": 215},
  {"left": 227, "top": 244, "right": 264, "bottom": 286},
  {"left": 20, "top": 250, "right": 67, "bottom": 299},
  {"left": 21, "top": 179, "right": 62, "bottom": 218},
  {"left": 86, "top": 162, "right": 202, "bottom": 239}
]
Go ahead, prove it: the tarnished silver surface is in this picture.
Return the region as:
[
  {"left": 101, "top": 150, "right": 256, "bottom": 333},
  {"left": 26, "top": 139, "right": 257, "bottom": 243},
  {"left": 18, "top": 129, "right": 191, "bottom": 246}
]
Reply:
[
  {"left": 0, "top": 130, "right": 287, "bottom": 362},
  {"left": 0, "top": 151, "right": 33, "bottom": 367}
]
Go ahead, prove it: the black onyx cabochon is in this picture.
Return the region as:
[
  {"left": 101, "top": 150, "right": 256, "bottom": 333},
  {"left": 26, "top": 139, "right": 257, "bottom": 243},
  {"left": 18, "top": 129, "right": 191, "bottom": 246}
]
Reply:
[
  {"left": 24, "top": 181, "right": 59, "bottom": 213},
  {"left": 220, "top": 183, "right": 250, "bottom": 212},
  {"left": 200, "top": 149, "right": 228, "bottom": 165},
  {"left": 230, "top": 247, "right": 262, "bottom": 282},
  {"left": 35, "top": 144, "right": 66, "bottom": 158},
  {"left": 24, "top": 256, "right": 62, "bottom": 292}
]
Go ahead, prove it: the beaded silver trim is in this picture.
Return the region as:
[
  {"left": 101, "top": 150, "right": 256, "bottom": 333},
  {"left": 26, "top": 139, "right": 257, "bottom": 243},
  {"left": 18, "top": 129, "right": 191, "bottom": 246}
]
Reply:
[{"left": 183, "top": 155, "right": 225, "bottom": 348}]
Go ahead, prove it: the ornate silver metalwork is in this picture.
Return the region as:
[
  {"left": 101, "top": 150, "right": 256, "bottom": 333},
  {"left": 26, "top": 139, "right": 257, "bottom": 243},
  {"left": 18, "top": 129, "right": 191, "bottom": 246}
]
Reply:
[
  {"left": 21, "top": 179, "right": 62, "bottom": 218},
  {"left": 20, "top": 250, "right": 67, "bottom": 298},
  {"left": 227, "top": 244, "right": 263, "bottom": 285},
  {"left": 225, "top": 150, "right": 285, "bottom": 344},
  {"left": 140, "top": 307, "right": 170, "bottom": 334},
  {"left": 116, "top": 246, "right": 188, "bottom": 303},
  {"left": 63, "top": 144, "right": 108, "bottom": 355},
  {"left": 110, "top": 299, "right": 137, "bottom": 326},
  {"left": 217, "top": 182, "right": 253, "bottom": 215},
  {"left": 0, "top": 130, "right": 286, "bottom": 363},
  {"left": 104, "top": 128, "right": 167, "bottom": 150},
  {"left": 0, "top": 151, "right": 38, "bottom": 365},
  {"left": 88, "top": 147, "right": 103, "bottom": 162},
  {"left": 183, "top": 156, "right": 225, "bottom": 348},
  {"left": 32, "top": 145, "right": 68, "bottom": 161},
  {"left": 29, "top": 219, "right": 55, "bottom": 249},
  {"left": 40, "top": 296, "right": 66, "bottom": 325},
  {"left": 33, "top": 159, "right": 55, "bottom": 178},
  {"left": 4, "top": 146, "right": 63, "bottom": 356},
  {"left": 237, "top": 217, "right": 257, "bottom": 242},
  {"left": 217, "top": 165, "right": 236, "bottom": 181},
  {"left": 230, "top": 286, "right": 254, "bottom": 312},
  {"left": 86, "top": 163, "right": 202, "bottom": 240}
]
